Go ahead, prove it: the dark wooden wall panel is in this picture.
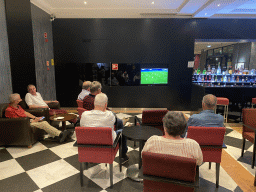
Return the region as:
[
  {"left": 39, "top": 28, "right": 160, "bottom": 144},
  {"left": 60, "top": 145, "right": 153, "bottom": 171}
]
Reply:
[
  {"left": 0, "top": 0, "right": 12, "bottom": 103},
  {"left": 31, "top": 4, "right": 56, "bottom": 100},
  {"left": 5, "top": 0, "right": 36, "bottom": 98}
]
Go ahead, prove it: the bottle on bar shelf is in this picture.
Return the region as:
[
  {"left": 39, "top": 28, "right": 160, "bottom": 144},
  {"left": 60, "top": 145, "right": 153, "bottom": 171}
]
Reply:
[
  {"left": 236, "top": 76, "right": 239, "bottom": 82},
  {"left": 197, "top": 69, "right": 201, "bottom": 75},
  {"left": 217, "top": 64, "right": 221, "bottom": 74},
  {"left": 215, "top": 75, "right": 218, "bottom": 82},
  {"left": 221, "top": 76, "right": 223, "bottom": 82},
  {"left": 224, "top": 75, "right": 227, "bottom": 82}
]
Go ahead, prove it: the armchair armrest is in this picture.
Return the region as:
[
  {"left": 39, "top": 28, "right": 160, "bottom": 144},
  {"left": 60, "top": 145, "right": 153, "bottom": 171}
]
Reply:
[
  {"left": 0, "top": 117, "right": 32, "bottom": 146},
  {"left": 138, "top": 166, "right": 200, "bottom": 188},
  {"left": 241, "top": 123, "right": 256, "bottom": 131},
  {"left": 25, "top": 108, "right": 50, "bottom": 122},
  {"left": 48, "top": 102, "right": 60, "bottom": 109},
  {"left": 76, "top": 132, "right": 122, "bottom": 148}
]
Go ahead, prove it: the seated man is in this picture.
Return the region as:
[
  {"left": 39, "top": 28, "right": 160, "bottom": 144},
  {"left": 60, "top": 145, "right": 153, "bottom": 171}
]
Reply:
[
  {"left": 142, "top": 111, "right": 203, "bottom": 165},
  {"left": 5, "top": 94, "right": 70, "bottom": 143},
  {"left": 83, "top": 81, "right": 125, "bottom": 129},
  {"left": 77, "top": 81, "right": 91, "bottom": 101},
  {"left": 25, "top": 84, "right": 58, "bottom": 109},
  {"left": 181, "top": 94, "right": 224, "bottom": 138},
  {"left": 80, "top": 93, "right": 129, "bottom": 164}
]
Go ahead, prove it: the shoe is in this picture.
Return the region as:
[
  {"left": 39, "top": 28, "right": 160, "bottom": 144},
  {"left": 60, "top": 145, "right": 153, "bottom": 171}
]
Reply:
[
  {"left": 66, "top": 131, "right": 74, "bottom": 140},
  {"left": 121, "top": 155, "right": 129, "bottom": 164},
  {"left": 59, "top": 130, "right": 69, "bottom": 143}
]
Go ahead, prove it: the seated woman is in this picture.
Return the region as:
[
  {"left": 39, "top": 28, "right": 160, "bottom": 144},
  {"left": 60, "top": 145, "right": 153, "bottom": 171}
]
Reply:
[{"left": 142, "top": 111, "right": 203, "bottom": 165}]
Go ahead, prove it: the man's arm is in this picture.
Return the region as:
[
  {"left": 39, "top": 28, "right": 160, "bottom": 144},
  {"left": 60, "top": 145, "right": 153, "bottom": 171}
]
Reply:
[{"left": 24, "top": 111, "right": 41, "bottom": 122}]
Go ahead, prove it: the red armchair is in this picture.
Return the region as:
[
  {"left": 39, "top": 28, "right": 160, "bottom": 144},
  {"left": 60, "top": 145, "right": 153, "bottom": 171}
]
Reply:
[
  {"left": 187, "top": 126, "right": 226, "bottom": 188},
  {"left": 241, "top": 108, "right": 256, "bottom": 169},
  {"left": 75, "top": 127, "right": 122, "bottom": 188},
  {"left": 76, "top": 100, "right": 83, "bottom": 108},
  {"left": 140, "top": 152, "right": 199, "bottom": 192},
  {"left": 135, "top": 110, "right": 168, "bottom": 134},
  {"left": 77, "top": 107, "right": 87, "bottom": 119}
]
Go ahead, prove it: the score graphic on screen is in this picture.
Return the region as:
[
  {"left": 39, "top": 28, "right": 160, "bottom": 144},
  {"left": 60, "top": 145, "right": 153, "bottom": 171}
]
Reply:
[{"left": 141, "top": 68, "right": 168, "bottom": 84}]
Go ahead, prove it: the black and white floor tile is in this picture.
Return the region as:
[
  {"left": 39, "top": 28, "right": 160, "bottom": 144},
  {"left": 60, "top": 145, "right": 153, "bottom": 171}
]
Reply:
[{"left": 0, "top": 113, "right": 246, "bottom": 191}]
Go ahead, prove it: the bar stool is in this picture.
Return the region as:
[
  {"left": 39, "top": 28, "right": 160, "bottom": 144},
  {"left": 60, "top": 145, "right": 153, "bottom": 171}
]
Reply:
[
  {"left": 214, "top": 97, "right": 229, "bottom": 123},
  {"left": 252, "top": 98, "right": 256, "bottom": 108}
]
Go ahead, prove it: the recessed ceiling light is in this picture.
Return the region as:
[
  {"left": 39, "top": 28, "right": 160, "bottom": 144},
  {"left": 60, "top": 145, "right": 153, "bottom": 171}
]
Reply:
[
  {"left": 151, "top": 2, "right": 154, "bottom": 4},
  {"left": 205, "top": 13, "right": 207, "bottom": 15},
  {"left": 217, "top": 4, "right": 220, "bottom": 7},
  {"left": 84, "top": 1, "right": 87, "bottom": 4},
  {"left": 207, "top": 45, "right": 211, "bottom": 48}
]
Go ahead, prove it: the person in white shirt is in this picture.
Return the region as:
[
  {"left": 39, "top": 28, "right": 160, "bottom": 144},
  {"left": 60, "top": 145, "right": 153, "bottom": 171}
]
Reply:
[
  {"left": 25, "top": 84, "right": 58, "bottom": 109},
  {"left": 142, "top": 111, "right": 203, "bottom": 166},
  {"left": 80, "top": 93, "right": 129, "bottom": 164},
  {"left": 77, "top": 81, "right": 91, "bottom": 100}
]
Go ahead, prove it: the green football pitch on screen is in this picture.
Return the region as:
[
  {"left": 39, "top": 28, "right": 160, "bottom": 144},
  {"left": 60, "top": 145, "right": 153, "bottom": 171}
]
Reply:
[{"left": 141, "top": 69, "right": 168, "bottom": 84}]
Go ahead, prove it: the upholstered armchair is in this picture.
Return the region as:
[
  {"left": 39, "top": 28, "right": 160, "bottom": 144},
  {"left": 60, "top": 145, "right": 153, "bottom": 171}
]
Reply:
[
  {"left": 140, "top": 152, "right": 199, "bottom": 192},
  {"left": 0, "top": 103, "right": 46, "bottom": 148}
]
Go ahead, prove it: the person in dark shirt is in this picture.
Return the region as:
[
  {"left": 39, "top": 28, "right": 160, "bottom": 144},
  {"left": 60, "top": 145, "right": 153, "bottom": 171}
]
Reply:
[{"left": 83, "top": 81, "right": 101, "bottom": 110}]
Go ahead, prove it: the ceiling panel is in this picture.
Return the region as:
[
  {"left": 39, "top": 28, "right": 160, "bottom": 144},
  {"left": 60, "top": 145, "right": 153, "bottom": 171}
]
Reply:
[{"left": 31, "top": 0, "right": 256, "bottom": 18}]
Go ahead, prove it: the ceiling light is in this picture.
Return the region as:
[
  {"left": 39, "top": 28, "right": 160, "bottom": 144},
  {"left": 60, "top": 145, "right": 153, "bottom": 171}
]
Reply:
[
  {"left": 151, "top": 2, "right": 154, "bottom": 4},
  {"left": 84, "top": 1, "right": 87, "bottom": 4},
  {"left": 207, "top": 45, "right": 211, "bottom": 48},
  {"left": 205, "top": 13, "right": 207, "bottom": 15},
  {"left": 217, "top": 4, "right": 220, "bottom": 7}
]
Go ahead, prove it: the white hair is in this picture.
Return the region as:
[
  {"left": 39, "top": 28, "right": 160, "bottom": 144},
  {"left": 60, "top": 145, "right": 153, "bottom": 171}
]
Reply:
[
  {"left": 9, "top": 93, "right": 20, "bottom": 103},
  {"left": 94, "top": 93, "right": 108, "bottom": 107}
]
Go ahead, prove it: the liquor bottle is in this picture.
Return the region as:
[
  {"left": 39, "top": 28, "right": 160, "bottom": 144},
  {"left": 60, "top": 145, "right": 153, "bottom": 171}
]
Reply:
[
  {"left": 203, "top": 68, "right": 206, "bottom": 75},
  {"left": 202, "top": 75, "right": 204, "bottom": 82},
  {"left": 242, "top": 76, "right": 245, "bottom": 82},
  {"left": 217, "top": 64, "right": 221, "bottom": 74},
  {"left": 198, "top": 75, "right": 201, "bottom": 82},
  {"left": 197, "top": 69, "right": 201, "bottom": 75},
  {"left": 228, "top": 76, "right": 230, "bottom": 82},
  {"left": 236, "top": 76, "right": 239, "bottom": 82},
  {"left": 224, "top": 75, "right": 227, "bottom": 82},
  {"left": 232, "top": 75, "right": 235, "bottom": 82},
  {"left": 215, "top": 75, "right": 218, "bottom": 82},
  {"left": 209, "top": 75, "right": 211, "bottom": 81},
  {"left": 221, "top": 76, "right": 223, "bottom": 82},
  {"left": 205, "top": 75, "right": 207, "bottom": 81},
  {"left": 211, "top": 75, "right": 214, "bottom": 82}
]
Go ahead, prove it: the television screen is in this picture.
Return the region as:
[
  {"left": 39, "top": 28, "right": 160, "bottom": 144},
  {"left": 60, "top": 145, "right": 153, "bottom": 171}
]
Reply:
[{"left": 141, "top": 68, "right": 168, "bottom": 84}]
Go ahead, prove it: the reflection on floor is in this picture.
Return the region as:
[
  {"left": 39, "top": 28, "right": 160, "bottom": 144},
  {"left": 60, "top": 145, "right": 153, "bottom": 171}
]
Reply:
[{"left": 0, "top": 109, "right": 255, "bottom": 192}]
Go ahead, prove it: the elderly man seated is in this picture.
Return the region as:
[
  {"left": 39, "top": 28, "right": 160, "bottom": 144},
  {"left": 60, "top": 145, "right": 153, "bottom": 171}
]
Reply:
[
  {"left": 142, "top": 111, "right": 203, "bottom": 165},
  {"left": 181, "top": 94, "right": 224, "bottom": 138},
  {"left": 25, "top": 84, "right": 58, "bottom": 109},
  {"left": 77, "top": 81, "right": 91, "bottom": 101},
  {"left": 5, "top": 94, "right": 70, "bottom": 143},
  {"left": 80, "top": 93, "right": 129, "bottom": 164}
]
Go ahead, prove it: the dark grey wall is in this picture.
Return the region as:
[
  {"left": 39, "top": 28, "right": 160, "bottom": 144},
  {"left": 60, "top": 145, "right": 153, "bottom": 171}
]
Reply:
[
  {"left": 0, "top": 0, "right": 12, "bottom": 103},
  {"left": 250, "top": 42, "right": 256, "bottom": 70},
  {"left": 31, "top": 4, "right": 56, "bottom": 100},
  {"left": 232, "top": 42, "right": 251, "bottom": 69}
]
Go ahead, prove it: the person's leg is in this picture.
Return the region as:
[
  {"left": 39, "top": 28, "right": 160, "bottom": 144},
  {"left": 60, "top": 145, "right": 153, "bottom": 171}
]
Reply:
[
  {"left": 30, "top": 121, "right": 69, "bottom": 142},
  {"left": 115, "top": 118, "right": 128, "bottom": 159}
]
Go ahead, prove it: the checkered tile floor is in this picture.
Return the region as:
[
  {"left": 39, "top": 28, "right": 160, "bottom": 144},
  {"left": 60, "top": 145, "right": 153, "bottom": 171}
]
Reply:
[{"left": 0, "top": 113, "right": 248, "bottom": 191}]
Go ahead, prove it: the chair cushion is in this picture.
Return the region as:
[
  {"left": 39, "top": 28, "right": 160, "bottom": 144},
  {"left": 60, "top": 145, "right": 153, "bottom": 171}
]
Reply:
[
  {"left": 187, "top": 127, "right": 226, "bottom": 145},
  {"left": 252, "top": 98, "right": 256, "bottom": 104},
  {"left": 216, "top": 97, "right": 229, "bottom": 105},
  {"left": 142, "top": 152, "right": 197, "bottom": 182},
  {"left": 18, "top": 99, "right": 29, "bottom": 109},
  {"left": 0, "top": 103, "right": 9, "bottom": 118},
  {"left": 76, "top": 127, "right": 113, "bottom": 145},
  {"left": 243, "top": 132, "right": 255, "bottom": 144}
]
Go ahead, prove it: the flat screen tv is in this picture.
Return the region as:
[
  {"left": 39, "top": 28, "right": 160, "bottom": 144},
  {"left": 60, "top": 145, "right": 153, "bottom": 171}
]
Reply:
[{"left": 141, "top": 68, "right": 168, "bottom": 85}]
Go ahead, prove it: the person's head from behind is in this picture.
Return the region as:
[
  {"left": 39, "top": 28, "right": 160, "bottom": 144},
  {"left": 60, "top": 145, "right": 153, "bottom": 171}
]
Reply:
[
  {"left": 202, "top": 94, "right": 217, "bottom": 110},
  {"left": 163, "top": 111, "right": 187, "bottom": 137},
  {"left": 82, "top": 81, "right": 91, "bottom": 91},
  {"left": 27, "top": 84, "right": 36, "bottom": 95},
  {"left": 9, "top": 93, "right": 22, "bottom": 105},
  {"left": 94, "top": 93, "right": 108, "bottom": 111},
  {"left": 90, "top": 81, "right": 102, "bottom": 94}
]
